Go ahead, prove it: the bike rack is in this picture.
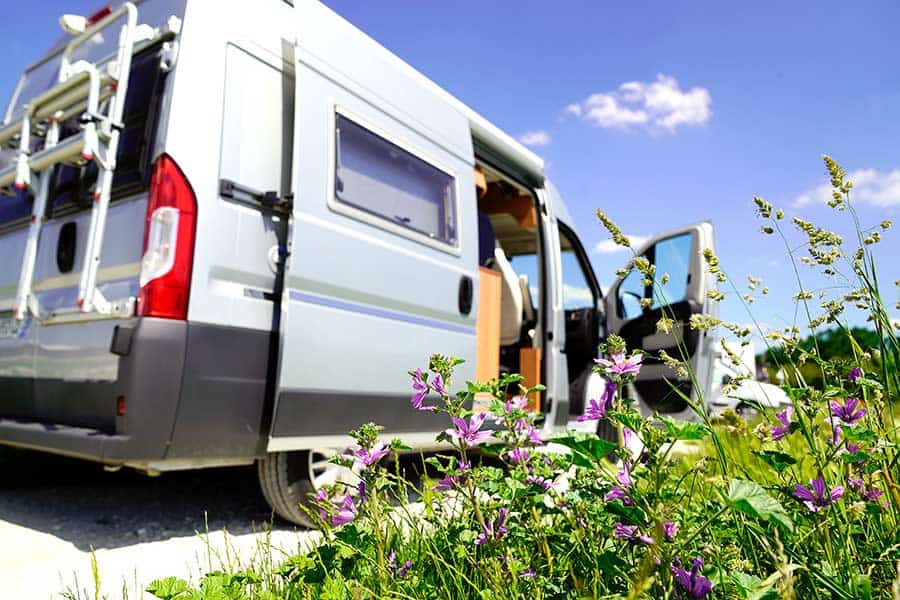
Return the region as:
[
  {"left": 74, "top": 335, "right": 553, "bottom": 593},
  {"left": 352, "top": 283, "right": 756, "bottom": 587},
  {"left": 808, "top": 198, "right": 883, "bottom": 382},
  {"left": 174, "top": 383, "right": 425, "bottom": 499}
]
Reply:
[{"left": 0, "top": 3, "right": 161, "bottom": 322}]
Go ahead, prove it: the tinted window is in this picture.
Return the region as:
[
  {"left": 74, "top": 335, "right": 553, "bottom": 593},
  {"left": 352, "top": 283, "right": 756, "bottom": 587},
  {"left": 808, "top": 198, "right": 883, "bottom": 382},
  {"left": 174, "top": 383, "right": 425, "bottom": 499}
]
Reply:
[
  {"left": 617, "top": 266, "right": 645, "bottom": 320},
  {"left": 1, "top": 41, "right": 165, "bottom": 227},
  {"left": 334, "top": 114, "right": 457, "bottom": 246},
  {"left": 616, "top": 231, "right": 693, "bottom": 319},
  {"left": 651, "top": 232, "right": 691, "bottom": 308}
]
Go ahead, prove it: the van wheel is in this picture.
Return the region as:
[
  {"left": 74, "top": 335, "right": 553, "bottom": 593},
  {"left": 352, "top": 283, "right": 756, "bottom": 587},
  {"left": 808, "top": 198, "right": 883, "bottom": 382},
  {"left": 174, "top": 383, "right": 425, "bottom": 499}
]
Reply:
[{"left": 257, "top": 449, "right": 359, "bottom": 527}]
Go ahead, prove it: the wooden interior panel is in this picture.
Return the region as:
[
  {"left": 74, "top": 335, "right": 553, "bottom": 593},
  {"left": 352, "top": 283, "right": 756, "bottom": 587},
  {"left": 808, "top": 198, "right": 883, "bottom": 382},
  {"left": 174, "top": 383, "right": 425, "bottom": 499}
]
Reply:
[
  {"left": 476, "top": 267, "right": 501, "bottom": 383},
  {"left": 480, "top": 185, "right": 537, "bottom": 229},
  {"left": 519, "top": 346, "right": 542, "bottom": 412}
]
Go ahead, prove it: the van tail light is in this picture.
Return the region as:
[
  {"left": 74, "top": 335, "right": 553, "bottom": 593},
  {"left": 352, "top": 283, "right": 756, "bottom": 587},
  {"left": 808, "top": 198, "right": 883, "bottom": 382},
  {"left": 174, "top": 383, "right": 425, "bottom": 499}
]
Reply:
[
  {"left": 86, "top": 7, "right": 112, "bottom": 25},
  {"left": 137, "top": 154, "right": 196, "bottom": 320}
]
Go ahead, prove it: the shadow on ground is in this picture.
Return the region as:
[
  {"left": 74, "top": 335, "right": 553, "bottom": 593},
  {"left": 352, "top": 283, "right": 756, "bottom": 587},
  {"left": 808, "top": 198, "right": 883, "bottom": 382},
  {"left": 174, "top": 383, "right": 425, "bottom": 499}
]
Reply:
[
  {"left": 0, "top": 446, "right": 287, "bottom": 551},
  {"left": 0, "top": 446, "right": 460, "bottom": 552}
]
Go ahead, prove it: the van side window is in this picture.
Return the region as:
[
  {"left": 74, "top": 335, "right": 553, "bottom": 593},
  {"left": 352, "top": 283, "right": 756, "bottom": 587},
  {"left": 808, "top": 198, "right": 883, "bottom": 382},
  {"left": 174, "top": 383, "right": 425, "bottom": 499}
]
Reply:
[{"left": 333, "top": 113, "right": 457, "bottom": 246}]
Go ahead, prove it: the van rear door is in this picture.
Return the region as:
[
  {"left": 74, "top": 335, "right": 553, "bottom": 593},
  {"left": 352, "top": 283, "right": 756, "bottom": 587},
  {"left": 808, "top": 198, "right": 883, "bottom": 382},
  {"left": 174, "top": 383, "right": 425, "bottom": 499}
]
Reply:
[
  {"left": 269, "top": 2, "right": 479, "bottom": 449},
  {"left": 604, "top": 222, "right": 718, "bottom": 416}
]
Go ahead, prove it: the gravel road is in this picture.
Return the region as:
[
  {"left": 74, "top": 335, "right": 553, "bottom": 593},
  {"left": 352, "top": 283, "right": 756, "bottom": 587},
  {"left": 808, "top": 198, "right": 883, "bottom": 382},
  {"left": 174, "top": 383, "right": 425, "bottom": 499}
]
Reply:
[{"left": 0, "top": 447, "right": 319, "bottom": 599}]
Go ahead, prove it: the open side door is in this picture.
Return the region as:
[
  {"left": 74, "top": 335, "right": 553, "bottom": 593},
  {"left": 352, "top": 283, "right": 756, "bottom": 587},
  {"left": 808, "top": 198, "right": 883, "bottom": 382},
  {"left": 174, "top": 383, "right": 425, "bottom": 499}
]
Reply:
[{"left": 605, "top": 222, "right": 717, "bottom": 417}]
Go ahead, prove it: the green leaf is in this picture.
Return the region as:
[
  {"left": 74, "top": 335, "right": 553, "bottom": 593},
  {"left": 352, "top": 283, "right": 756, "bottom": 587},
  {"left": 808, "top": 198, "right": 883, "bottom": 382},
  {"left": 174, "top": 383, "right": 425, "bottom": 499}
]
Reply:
[
  {"left": 608, "top": 410, "right": 644, "bottom": 433},
  {"left": 752, "top": 449, "right": 797, "bottom": 472},
  {"left": 146, "top": 577, "right": 189, "bottom": 600},
  {"left": 841, "top": 450, "right": 872, "bottom": 463},
  {"left": 730, "top": 572, "right": 777, "bottom": 600},
  {"left": 851, "top": 574, "right": 872, "bottom": 600},
  {"left": 659, "top": 416, "right": 710, "bottom": 440},
  {"left": 549, "top": 433, "right": 617, "bottom": 468},
  {"left": 842, "top": 426, "right": 876, "bottom": 443},
  {"left": 727, "top": 478, "right": 794, "bottom": 533}
]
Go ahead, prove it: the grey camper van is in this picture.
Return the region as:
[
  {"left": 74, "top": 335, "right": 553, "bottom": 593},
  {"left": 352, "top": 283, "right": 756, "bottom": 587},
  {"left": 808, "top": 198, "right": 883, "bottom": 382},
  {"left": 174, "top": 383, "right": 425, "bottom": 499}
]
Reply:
[{"left": 0, "top": 0, "right": 718, "bottom": 525}]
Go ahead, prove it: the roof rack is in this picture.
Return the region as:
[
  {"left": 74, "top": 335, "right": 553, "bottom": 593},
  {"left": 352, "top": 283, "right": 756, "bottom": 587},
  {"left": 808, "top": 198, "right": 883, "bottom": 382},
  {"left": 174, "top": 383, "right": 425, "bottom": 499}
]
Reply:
[{"left": 0, "top": 3, "right": 161, "bottom": 323}]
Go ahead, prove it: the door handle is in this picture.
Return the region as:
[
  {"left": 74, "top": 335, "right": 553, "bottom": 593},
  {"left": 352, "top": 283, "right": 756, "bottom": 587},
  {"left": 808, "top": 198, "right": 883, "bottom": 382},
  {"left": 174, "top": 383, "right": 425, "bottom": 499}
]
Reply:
[{"left": 458, "top": 275, "right": 473, "bottom": 316}]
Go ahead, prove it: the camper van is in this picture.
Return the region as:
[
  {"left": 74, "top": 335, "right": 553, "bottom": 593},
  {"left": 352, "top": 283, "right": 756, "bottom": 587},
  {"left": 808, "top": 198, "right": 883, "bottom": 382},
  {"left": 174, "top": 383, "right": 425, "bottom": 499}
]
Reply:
[{"left": 0, "top": 0, "right": 718, "bottom": 525}]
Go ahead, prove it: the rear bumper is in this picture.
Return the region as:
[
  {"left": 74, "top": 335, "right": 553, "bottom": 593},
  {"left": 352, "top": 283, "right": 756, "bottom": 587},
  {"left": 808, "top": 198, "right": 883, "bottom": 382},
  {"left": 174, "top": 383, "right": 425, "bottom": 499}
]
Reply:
[{"left": 0, "top": 317, "right": 272, "bottom": 466}]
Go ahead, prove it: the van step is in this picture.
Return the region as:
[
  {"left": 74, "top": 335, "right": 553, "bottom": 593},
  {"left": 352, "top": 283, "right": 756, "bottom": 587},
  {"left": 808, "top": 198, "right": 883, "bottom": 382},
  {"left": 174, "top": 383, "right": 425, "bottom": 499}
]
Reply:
[{"left": 0, "top": 417, "right": 125, "bottom": 461}]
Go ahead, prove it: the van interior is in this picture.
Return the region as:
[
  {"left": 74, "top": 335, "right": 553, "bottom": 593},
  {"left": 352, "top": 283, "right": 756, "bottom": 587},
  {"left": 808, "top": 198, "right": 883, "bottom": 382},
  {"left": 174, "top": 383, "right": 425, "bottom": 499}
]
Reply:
[
  {"left": 474, "top": 162, "right": 544, "bottom": 410},
  {"left": 473, "top": 162, "right": 603, "bottom": 419}
]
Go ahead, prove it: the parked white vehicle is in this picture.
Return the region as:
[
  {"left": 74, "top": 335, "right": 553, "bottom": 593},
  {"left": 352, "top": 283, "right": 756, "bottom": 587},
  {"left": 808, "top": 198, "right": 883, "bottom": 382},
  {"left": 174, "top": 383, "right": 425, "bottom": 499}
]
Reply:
[{"left": 0, "top": 0, "right": 719, "bottom": 525}]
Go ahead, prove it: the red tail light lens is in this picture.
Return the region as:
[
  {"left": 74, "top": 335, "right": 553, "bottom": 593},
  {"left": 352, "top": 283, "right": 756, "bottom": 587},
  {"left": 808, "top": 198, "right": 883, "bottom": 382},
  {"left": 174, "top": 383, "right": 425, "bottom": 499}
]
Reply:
[{"left": 137, "top": 154, "right": 197, "bottom": 320}]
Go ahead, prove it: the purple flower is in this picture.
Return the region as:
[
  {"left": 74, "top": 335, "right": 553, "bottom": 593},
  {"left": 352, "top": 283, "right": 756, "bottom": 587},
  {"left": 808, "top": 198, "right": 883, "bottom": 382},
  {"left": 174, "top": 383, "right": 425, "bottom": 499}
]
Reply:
[
  {"left": 830, "top": 397, "right": 866, "bottom": 426},
  {"left": 315, "top": 488, "right": 329, "bottom": 520},
  {"left": 604, "top": 486, "right": 632, "bottom": 505},
  {"left": 518, "top": 568, "right": 537, "bottom": 579},
  {"left": 830, "top": 418, "right": 842, "bottom": 446},
  {"left": 431, "top": 474, "right": 458, "bottom": 491},
  {"left": 432, "top": 373, "right": 446, "bottom": 397},
  {"left": 848, "top": 367, "right": 863, "bottom": 382},
  {"left": 605, "top": 461, "right": 634, "bottom": 503},
  {"left": 617, "top": 461, "right": 633, "bottom": 488},
  {"left": 671, "top": 556, "right": 713, "bottom": 599},
  {"left": 596, "top": 352, "right": 643, "bottom": 379},
  {"left": 770, "top": 405, "right": 793, "bottom": 441},
  {"left": 794, "top": 477, "right": 844, "bottom": 512},
  {"left": 411, "top": 369, "right": 435, "bottom": 412},
  {"left": 387, "top": 550, "right": 412, "bottom": 578},
  {"left": 475, "top": 508, "right": 508, "bottom": 545},
  {"left": 613, "top": 522, "right": 654, "bottom": 545},
  {"left": 577, "top": 381, "right": 617, "bottom": 422},
  {"left": 849, "top": 477, "right": 888, "bottom": 505},
  {"left": 506, "top": 447, "right": 530, "bottom": 464},
  {"left": 331, "top": 495, "right": 357, "bottom": 526},
  {"left": 446, "top": 413, "right": 494, "bottom": 447},
  {"left": 357, "top": 480, "right": 368, "bottom": 503},
  {"left": 514, "top": 419, "right": 545, "bottom": 445},
  {"left": 526, "top": 474, "right": 552, "bottom": 490},
  {"left": 431, "top": 460, "right": 470, "bottom": 492},
  {"left": 343, "top": 442, "right": 389, "bottom": 468},
  {"left": 506, "top": 395, "right": 528, "bottom": 413},
  {"left": 662, "top": 521, "right": 679, "bottom": 542}
]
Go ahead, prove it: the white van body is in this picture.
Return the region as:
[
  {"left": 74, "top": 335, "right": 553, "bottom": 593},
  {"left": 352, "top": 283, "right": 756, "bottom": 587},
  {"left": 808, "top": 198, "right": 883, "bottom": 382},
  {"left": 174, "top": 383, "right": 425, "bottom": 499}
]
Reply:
[{"left": 0, "top": 0, "right": 718, "bottom": 524}]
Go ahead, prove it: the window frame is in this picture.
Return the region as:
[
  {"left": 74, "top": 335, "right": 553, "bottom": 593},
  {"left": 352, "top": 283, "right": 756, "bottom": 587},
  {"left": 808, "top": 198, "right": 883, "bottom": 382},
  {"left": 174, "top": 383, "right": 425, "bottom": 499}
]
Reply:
[
  {"left": 556, "top": 220, "right": 602, "bottom": 310},
  {"left": 326, "top": 105, "right": 462, "bottom": 256},
  {"left": 615, "top": 230, "right": 695, "bottom": 319}
]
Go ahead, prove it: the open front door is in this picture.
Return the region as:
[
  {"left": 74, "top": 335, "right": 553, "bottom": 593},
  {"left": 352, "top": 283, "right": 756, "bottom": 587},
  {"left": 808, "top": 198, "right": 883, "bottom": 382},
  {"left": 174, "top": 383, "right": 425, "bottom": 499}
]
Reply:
[
  {"left": 269, "top": 3, "right": 478, "bottom": 450},
  {"left": 605, "top": 222, "right": 717, "bottom": 417}
]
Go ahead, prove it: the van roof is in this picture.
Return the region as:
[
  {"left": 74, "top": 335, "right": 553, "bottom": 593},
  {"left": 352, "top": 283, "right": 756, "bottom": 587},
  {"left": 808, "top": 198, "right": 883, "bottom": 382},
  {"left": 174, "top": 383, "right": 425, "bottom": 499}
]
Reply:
[{"left": 17, "top": 1, "right": 546, "bottom": 188}]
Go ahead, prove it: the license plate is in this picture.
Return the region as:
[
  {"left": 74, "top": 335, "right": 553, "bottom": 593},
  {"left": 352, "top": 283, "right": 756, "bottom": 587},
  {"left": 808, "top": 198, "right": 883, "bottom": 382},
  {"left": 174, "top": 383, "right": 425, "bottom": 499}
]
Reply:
[{"left": 0, "top": 315, "right": 22, "bottom": 339}]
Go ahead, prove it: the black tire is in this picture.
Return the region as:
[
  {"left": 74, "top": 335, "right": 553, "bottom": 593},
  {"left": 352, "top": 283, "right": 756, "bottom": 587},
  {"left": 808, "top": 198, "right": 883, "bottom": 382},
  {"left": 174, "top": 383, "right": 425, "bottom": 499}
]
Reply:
[{"left": 257, "top": 451, "right": 319, "bottom": 528}]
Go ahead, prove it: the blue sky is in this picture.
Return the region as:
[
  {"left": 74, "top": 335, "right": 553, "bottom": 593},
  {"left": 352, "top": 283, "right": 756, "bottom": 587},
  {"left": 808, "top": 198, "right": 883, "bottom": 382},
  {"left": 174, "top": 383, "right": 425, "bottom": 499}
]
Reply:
[{"left": 3, "top": 1, "right": 899, "bottom": 342}]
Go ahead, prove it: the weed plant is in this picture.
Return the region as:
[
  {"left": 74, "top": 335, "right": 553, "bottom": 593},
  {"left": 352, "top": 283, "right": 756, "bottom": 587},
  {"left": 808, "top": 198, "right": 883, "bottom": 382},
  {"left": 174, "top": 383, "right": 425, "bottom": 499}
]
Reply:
[{"left": 144, "top": 157, "right": 899, "bottom": 599}]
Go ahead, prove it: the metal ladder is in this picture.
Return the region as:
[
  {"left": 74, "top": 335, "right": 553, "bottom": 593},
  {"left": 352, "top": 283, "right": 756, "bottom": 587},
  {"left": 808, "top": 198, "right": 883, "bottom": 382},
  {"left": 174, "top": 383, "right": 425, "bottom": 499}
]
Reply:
[{"left": 0, "top": 3, "right": 159, "bottom": 322}]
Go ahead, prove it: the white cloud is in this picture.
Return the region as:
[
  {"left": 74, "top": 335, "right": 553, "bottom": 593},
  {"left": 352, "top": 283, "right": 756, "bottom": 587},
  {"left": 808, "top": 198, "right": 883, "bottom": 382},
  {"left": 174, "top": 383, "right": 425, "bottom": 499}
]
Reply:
[
  {"left": 518, "top": 130, "right": 551, "bottom": 147},
  {"left": 566, "top": 74, "right": 712, "bottom": 133},
  {"left": 794, "top": 168, "right": 900, "bottom": 208},
  {"left": 595, "top": 234, "right": 650, "bottom": 254}
]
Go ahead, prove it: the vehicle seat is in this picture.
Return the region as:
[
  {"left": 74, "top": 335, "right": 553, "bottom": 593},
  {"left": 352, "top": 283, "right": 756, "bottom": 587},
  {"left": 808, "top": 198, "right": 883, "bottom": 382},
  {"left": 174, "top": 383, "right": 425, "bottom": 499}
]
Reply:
[
  {"left": 493, "top": 245, "right": 523, "bottom": 346},
  {"left": 519, "top": 274, "right": 535, "bottom": 323}
]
